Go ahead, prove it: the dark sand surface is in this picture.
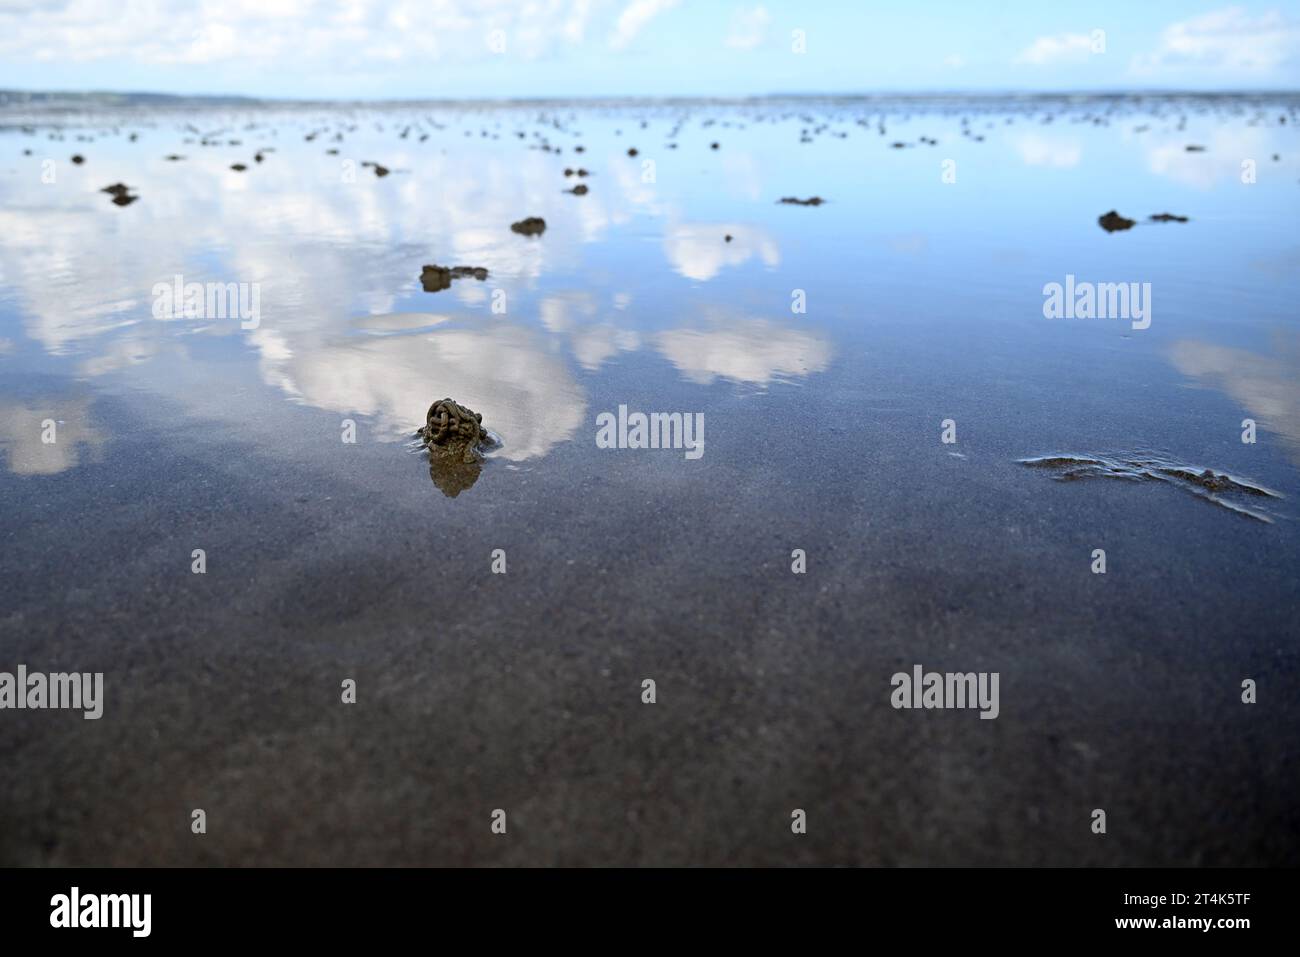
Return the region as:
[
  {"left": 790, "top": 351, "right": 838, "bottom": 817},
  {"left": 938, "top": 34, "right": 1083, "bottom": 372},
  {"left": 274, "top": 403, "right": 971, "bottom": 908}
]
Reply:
[
  {"left": 2, "top": 376, "right": 1297, "bottom": 865},
  {"left": 1, "top": 96, "right": 1299, "bottom": 865}
]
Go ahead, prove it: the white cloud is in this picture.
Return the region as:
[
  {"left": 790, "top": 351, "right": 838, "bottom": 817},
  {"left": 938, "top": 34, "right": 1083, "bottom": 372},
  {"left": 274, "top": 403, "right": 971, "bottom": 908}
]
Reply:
[
  {"left": 0, "top": 0, "right": 611, "bottom": 68},
  {"left": 662, "top": 223, "right": 779, "bottom": 281},
  {"left": 1170, "top": 337, "right": 1300, "bottom": 465},
  {"left": 609, "top": 0, "right": 679, "bottom": 51},
  {"left": 0, "top": 397, "right": 105, "bottom": 476},
  {"left": 1131, "top": 6, "right": 1300, "bottom": 77},
  {"left": 655, "top": 318, "right": 831, "bottom": 386},
  {"left": 264, "top": 322, "right": 589, "bottom": 461},
  {"left": 942, "top": 53, "right": 965, "bottom": 69},
  {"left": 1013, "top": 133, "right": 1081, "bottom": 168},
  {"left": 725, "top": 5, "right": 770, "bottom": 51},
  {"left": 539, "top": 292, "right": 641, "bottom": 370},
  {"left": 564, "top": 0, "right": 595, "bottom": 42},
  {"left": 1143, "top": 125, "right": 1272, "bottom": 189},
  {"left": 1014, "top": 32, "right": 1096, "bottom": 66}
]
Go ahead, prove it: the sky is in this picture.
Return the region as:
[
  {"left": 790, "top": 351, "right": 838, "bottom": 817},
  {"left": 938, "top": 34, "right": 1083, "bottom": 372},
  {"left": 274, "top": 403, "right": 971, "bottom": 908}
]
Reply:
[{"left": 0, "top": 0, "right": 1297, "bottom": 100}]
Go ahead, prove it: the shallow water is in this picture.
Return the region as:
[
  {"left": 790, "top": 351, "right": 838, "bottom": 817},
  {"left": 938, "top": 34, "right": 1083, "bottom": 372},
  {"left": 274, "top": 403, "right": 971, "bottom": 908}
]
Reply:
[{"left": 2, "top": 95, "right": 1299, "bottom": 866}]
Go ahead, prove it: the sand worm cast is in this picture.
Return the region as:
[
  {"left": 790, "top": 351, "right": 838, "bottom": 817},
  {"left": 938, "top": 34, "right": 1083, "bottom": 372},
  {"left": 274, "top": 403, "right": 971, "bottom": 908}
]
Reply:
[
  {"left": 414, "top": 398, "right": 500, "bottom": 498},
  {"left": 416, "top": 398, "right": 495, "bottom": 464}
]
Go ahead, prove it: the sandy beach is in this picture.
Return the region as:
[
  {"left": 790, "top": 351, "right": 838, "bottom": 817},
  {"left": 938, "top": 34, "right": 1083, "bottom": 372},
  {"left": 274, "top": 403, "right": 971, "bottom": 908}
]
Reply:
[{"left": 2, "top": 91, "right": 1299, "bottom": 866}]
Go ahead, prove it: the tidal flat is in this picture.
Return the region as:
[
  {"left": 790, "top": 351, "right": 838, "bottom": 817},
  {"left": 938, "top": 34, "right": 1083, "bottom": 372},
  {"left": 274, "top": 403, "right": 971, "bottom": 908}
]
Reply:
[{"left": 1, "top": 94, "right": 1298, "bottom": 865}]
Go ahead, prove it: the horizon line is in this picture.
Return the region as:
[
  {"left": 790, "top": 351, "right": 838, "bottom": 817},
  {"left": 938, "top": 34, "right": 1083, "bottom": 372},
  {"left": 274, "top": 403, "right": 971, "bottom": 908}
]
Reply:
[{"left": 3, "top": 87, "right": 1300, "bottom": 108}]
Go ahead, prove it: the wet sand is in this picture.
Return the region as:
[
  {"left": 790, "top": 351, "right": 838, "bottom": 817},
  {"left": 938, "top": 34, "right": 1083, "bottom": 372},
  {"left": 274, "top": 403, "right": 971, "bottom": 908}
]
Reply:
[
  {"left": 2, "top": 372, "right": 1297, "bottom": 865},
  {"left": 1, "top": 95, "right": 1299, "bottom": 865}
]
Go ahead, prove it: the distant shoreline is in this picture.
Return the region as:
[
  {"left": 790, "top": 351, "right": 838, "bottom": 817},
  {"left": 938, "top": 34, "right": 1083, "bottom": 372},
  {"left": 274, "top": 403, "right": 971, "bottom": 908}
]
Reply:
[{"left": 3, "top": 88, "right": 1300, "bottom": 112}]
